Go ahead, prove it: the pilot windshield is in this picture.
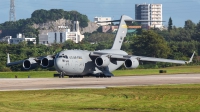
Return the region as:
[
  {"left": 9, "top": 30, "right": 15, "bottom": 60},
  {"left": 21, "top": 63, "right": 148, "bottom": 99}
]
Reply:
[
  {"left": 64, "top": 55, "right": 68, "bottom": 59},
  {"left": 58, "top": 55, "right": 68, "bottom": 59}
]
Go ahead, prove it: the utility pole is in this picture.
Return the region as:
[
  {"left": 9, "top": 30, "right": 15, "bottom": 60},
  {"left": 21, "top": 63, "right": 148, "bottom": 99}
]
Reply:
[{"left": 9, "top": 0, "right": 16, "bottom": 21}]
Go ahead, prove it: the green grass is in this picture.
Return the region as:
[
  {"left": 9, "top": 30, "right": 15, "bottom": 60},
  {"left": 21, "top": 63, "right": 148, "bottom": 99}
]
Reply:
[
  {"left": 113, "top": 65, "right": 200, "bottom": 76},
  {"left": 0, "top": 65, "right": 200, "bottom": 78},
  {"left": 0, "top": 71, "right": 57, "bottom": 78},
  {"left": 0, "top": 84, "right": 200, "bottom": 112}
]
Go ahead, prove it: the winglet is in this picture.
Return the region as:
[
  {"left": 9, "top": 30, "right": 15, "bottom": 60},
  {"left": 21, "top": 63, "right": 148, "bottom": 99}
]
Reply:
[
  {"left": 186, "top": 51, "right": 195, "bottom": 64},
  {"left": 7, "top": 53, "right": 10, "bottom": 64}
]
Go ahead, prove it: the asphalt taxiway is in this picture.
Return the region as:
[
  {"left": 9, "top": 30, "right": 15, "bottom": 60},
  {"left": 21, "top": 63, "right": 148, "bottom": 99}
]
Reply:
[{"left": 0, "top": 74, "right": 200, "bottom": 91}]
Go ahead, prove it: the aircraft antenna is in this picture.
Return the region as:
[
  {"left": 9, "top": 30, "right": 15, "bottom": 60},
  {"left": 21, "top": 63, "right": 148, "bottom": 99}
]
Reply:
[{"left": 9, "top": 0, "right": 16, "bottom": 21}]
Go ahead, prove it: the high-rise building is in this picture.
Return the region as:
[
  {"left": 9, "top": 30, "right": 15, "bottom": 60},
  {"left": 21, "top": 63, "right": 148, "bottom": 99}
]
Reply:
[{"left": 135, "top": 3, "right": 163, "bottom": 29}]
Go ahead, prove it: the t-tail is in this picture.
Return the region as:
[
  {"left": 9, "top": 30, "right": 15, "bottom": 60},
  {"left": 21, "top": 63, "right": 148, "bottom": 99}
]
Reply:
[{"left": 111, "top": 15, "right": 133, "bottom": 50}]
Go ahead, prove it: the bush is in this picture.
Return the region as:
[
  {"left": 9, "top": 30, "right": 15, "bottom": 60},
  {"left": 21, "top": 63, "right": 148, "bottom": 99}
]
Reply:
[{"left": 0, "top": 67, "right": 12, "bottom": 72}]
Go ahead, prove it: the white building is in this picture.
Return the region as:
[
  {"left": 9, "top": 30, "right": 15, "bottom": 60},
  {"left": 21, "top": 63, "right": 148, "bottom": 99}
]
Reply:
[
  {"left": 39, "top": 34, "right": 48, "bottom": 45},
  {"left": 135, "top": 3, "right": 163, "bottom": 29},
  {"left": 1, "top": 33, "right": 36, "bottom": 44},
  {"left": 0, "top": 36, "right": 12, "bottom": 43},
  {"left": 47, "top": 21, "right": 84, "bottom": 44},
  {"left": 94, "top": 17, "right": 112, "bottom": 26}
]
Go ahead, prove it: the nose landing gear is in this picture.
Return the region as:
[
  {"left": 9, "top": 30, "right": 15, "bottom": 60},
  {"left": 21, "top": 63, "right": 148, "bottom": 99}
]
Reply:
[{"left": 59, "top": 72, "right": 64, "bottom": 78}]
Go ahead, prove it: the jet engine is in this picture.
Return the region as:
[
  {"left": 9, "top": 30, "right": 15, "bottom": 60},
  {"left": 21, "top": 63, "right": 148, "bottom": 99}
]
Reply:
[
  {"left": 23, "top": 58, "right": 38, "bottom": 70},
  {"left": 124, "top": 58, "right": 139, "bottom": 69},
  {"left": 95, "top": 56, "right": 110, "bottom": 67},
  {"left": 41, "top": 57, "right": 54, "bottom": 68}
]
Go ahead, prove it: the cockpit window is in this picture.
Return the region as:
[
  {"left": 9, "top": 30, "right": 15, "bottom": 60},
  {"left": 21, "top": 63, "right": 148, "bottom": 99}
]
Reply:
[
  {"left": 58, "top": 55, "right": 68, "bottom": 59},
  {"left": 64, "top": 55, "right": 68, "bottom": 59}
]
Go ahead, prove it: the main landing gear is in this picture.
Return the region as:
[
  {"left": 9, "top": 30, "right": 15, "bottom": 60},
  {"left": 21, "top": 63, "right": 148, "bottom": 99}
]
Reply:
[
  {"left": 54, "top": 73, "right": 111, "bottom": 78},
  {"left": 68, "top": 76, "right": 83, "bottom": 78},
  {"left": 96, "top": 73, "right": 111, "bottom": 78}
]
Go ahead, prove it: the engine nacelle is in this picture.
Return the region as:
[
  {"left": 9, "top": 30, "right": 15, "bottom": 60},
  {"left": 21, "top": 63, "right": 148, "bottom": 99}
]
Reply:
[
  {"left": 124, "top": 58, "right": 139, "bottom": 69},
  {"left": 41, "top": 57, "right": 54, "bottom": 68},
  {"left": 23, "top": 58, "right": 38, "bottom": 70},
  {"left": 95, "top": 56, "right": 110, "bottom": 67}
]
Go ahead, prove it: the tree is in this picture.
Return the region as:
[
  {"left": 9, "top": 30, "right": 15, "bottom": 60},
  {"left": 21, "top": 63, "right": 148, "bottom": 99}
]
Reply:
[
  {"left": 192, "top": 21, "right": 200, "bottom": 42},
  {"left": 35, "top": 29, "right": 39, "bottom": 45},
  {"left": 184, "top": 20, "right": 195, "bottom": 30},
  {"left": 62, "top": 40, "right": 76, "bottom": 50},
  {"left": 82, "top": 32, "right": 115, "bottom": 43},
  {"left": 131, "top": 30, "right": 170, "bottom": 58},
  {"left": 168, "top": 17, "right": 173, "bottom": 32},
  {"left": 168, "top": 41, "right": 199, "bottom": 60}
]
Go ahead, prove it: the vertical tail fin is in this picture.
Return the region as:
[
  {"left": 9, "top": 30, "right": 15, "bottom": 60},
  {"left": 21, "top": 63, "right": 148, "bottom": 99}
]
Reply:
[{"left": 111, "top": 15, "right": 133, "bottom": 50}]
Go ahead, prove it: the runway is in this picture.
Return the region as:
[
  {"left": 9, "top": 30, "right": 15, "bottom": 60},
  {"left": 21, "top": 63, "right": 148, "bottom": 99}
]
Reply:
[{"left": 0, "top": 74, "right": 200, "bottom": 91}]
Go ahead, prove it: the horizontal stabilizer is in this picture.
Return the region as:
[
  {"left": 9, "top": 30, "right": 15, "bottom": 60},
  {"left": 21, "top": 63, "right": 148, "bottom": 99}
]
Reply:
[
  {"left": 97, "top": 20, "right": 165, "bottom": 23},
  {"left": 125, "top": 19, "right": 166, "bottom": 22},
  {"left": 96, "top": 20, "right": 120, "bottom": 23}
]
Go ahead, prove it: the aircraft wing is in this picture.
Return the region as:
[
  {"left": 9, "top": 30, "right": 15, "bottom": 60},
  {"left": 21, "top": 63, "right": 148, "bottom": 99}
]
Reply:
[
  {"left": 7, "top": 60, "right": 25, "bottom": 66},
  {"left": 90, "top": 51, "right": 195, "bottom": 64},
  {"left": 6, "top": 53, "right": 55, "bottom": 68},
  {"left": 122, "top": 55, "right": 188, "bottom": 64}
]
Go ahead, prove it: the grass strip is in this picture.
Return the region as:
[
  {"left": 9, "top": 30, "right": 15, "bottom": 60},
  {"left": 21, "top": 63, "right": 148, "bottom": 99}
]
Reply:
[{"left": 0, "top": 84, "right": 200, "bottom": 112}]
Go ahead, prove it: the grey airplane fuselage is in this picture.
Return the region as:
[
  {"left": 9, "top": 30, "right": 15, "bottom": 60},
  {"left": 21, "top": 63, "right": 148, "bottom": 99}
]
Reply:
[{"left": 54, "top": 49, "right": 127, "bottom": 76}]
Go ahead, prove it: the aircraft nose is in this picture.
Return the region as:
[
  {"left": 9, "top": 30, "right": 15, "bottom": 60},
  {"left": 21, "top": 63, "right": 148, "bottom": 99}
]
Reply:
[{"left": 55, "top": 58, "right": 63, "bottom": 70}]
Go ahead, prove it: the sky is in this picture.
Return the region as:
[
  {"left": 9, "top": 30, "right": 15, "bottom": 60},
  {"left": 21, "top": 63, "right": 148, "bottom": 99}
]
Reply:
[{"left": 0, "top": 0, "right": 200, "bottom": 27}]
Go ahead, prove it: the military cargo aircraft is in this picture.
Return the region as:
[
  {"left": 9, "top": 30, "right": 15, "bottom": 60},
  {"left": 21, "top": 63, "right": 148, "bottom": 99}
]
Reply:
[{"left": 7, "top": 15, "right": 195, "bottom": 78}]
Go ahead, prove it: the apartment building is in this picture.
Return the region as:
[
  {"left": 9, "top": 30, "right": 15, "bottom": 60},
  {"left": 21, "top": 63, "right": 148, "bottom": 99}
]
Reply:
[{"left": 135, "top": 3, "right": 163, "bottom": 29}]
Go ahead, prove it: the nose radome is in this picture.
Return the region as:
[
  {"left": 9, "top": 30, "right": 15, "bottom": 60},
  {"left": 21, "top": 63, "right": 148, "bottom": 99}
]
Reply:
[{"left": 55, "top": 58, "right": 63, "bottom": 70}]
